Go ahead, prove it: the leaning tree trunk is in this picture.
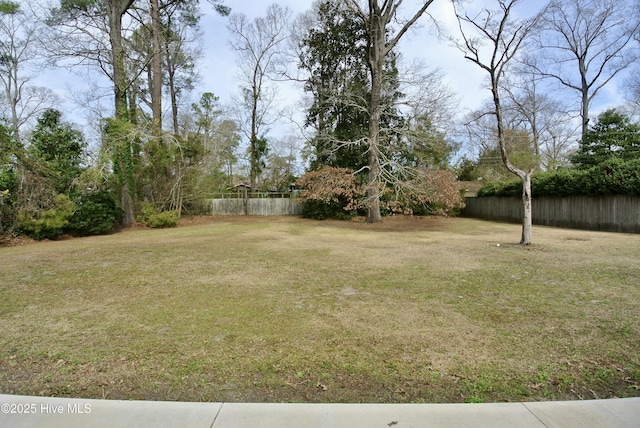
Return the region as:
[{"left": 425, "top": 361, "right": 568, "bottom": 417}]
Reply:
[
  {"left": 494, "top": 81, "right": 534, "bottom": 245},
  {"left": 580, "top": 62, "right": 590, "bottom": 142}
]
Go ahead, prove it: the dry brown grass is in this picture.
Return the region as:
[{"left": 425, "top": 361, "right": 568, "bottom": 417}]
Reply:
[{"left": 0, "top": 216, "right": 638, "bottom": 403}]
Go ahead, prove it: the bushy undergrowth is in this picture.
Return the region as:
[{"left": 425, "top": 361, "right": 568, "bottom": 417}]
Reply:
[
  {"left": 66, "top": 192, "right": 122, "bottom": 236},
  {"left": 17, "top": 194, "right": 76, "bottom": 240},
  {"left": 0, "top": 168, "right": 17, "bottom": 236},
  {"left": 137, "top": 202, "right": 179, "bottom": 228},
  {"left": 301, "top": 199, "right": 357, "bottom": 220}
]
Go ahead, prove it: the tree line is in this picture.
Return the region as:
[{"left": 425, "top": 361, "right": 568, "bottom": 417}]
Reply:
[{"left": 1, "top": 0, "right": 639, "bottom": 243}]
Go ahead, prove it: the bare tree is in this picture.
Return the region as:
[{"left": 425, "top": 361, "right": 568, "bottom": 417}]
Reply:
[
  {"left": 153, "top": 0, "right": 223, "bottom": 135},
  {"left": 452, "top": 0, "right": 541, "bottom": 245},
  {"left": 460, "top": 106, "right": 500, "bottom": 164},
  {"left": 0, "top": 1, "right": 57, "bottom": 144},
  {"left": 162, "top": 1, "right": 203, "bottom": 135},
  {"left": 261, "top": 135, "right": 300, "bottom": 192},
  {"left": 227, "top": 3, "right": 291, "bottom": 192},
  {"left": 402, "top": 66, "right": 459, "bottom": 136},
  {"left": 531, "top": 0, "right": 640, "bottom": 140},
  {"left": 501, "top": 68, "right": 578, "bottom": 169},
  {"left": 343, "top": 0, "right": 436, "bottom": 223}
]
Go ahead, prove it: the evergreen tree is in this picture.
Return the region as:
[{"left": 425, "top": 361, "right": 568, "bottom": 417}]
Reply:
[
  {"left": 299, "top": 0, "right": 404, "bottom": 173},
  {"left": 572, "top": 109, "right": 640, "bottom": 168},
  {"left": 28, "top": 109, "right": 86, "bottom": 194},
  {"left": 299, "top": 0, "right": 369, "bottom": 170}
]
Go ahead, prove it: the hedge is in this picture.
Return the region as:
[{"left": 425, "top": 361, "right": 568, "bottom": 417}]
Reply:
[{"left": 477, "top": 158, "right": 640, "bottom": 198}]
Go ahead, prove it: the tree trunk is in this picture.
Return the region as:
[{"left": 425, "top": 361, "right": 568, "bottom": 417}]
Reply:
[
  {"left": 249, "top": 80, "right": 259, "bottom": 194},
  {"left": 107, "top": 0, "right": 136, "bottom": 226},
  {"left": 366, "top": 73, "right": 382, "bottom": 223},
  {"left": 107, "top": 2, "right": 129, "bottom": 120},
  {"left": 580, "top": 71, "right": 589, "bottom": 141},
  {"left": 150, "top": 0, "right": 162, "bottom": 135},
  {"left": 249, "top": 134, "right": 257, "bottom": 193},
  {"left": 520, "top": 172, "right": 533, "bottom": 245},
  {"left": 366, "top": 144, "right": 382, "bottom": 223},
  {"left": 8, "top": 67, "right": 21, "bottom": 144},
  {"left": 161, "top": 12, "right": 180, "bottom": 135},
  {"left": 365, "top": 10, "right": 385, "bottom": 224},
  {"left": 121, "top": 184, "right": 136, "bottom": 226},
  {"left": 167, "top": 61, "right": 180, "bottom": 135}
]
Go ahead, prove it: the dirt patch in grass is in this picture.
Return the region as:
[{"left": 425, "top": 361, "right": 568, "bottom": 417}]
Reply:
[
  {"left": 1, "top": 215, "right": 639, "bottom": 403},
  {"left": 0, "top": 234, "right": 38, "bottom": 247}
]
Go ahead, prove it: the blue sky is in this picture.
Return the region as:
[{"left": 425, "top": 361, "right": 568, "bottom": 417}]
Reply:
[
  {"left": 22, "top": 0, "right": 633, "bottom": 155},
  {"left": 196, "top": 0, "right": 630, "bottom": 155},
  {"left": 195, "top": 0, "right": 628, "bottom": 113}
]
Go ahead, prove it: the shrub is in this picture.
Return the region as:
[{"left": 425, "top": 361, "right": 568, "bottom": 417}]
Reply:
[
  {"left": 297, "top": 166, "right": 465, "bottom": 218},
  {"left": 137, "top": 202, "right": 179, "bottom": 228},
  {"left": 146, "top": 210, "right": 179, "bottom": 228},
  {"left": 295, "top": 166, "right": 365, "bottom": 220},
  {"left": 66, "top": 192, "right": 122, "bottom": 236},
  {"left": 17, "top": 194, "right": 76, "bottom": 240},
  {"left": 301, "top": 199, "right": 355, "bottom": 220},
  {"left": 386, "top": 169, "right": 465, "bottom": 216},
  {"left": 0, "top": 168, "right": 17, "bottom": 236}
]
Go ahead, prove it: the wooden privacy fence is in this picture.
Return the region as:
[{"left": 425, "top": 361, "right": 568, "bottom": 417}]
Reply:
[
  {"left": 463, "top": 195, "right": 640, "bottom": 233},
  {"left": 210, "top": 193, "right": 303, "bottom": 216}
]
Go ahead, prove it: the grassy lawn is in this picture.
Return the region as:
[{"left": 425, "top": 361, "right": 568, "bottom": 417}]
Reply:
[{"left": 1, "top": 216, "right": 639, "bottom": 403}]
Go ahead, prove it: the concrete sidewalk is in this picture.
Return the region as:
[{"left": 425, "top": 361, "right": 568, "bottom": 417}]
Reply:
[{"left": 1, "top": 394, "right": 638, "bottom": 427}]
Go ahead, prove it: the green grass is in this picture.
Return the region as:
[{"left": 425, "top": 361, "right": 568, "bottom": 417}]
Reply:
[{"left": 0, "top": 216, "right": 638, "bottom": 403}]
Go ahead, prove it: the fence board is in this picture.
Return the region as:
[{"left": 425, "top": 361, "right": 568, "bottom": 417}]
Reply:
[
  {"left": 210, "top": 197, "right": 302, "bottom": 216},
  {"left": 463, "top": 196, "right": 640, "bottom": 233}
]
